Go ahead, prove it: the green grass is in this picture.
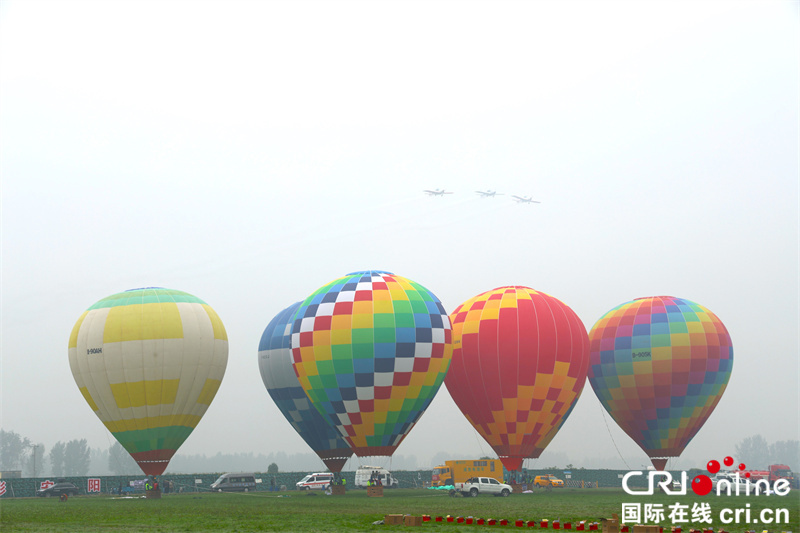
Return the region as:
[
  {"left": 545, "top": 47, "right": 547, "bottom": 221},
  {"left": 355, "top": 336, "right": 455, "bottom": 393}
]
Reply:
[{"left": 1, "top": 488, "right": 797, "bottom": 532}]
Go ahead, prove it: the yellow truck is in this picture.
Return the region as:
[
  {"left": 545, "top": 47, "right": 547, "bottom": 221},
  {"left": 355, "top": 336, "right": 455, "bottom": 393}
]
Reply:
[{"left": 431, "top": 460, "right": 504, "bottom": 487}]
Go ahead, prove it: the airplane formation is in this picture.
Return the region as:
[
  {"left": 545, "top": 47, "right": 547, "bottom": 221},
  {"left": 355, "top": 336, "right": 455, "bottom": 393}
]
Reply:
[{"left": 423, "top": 189, "right": 540, "bottom": 203}]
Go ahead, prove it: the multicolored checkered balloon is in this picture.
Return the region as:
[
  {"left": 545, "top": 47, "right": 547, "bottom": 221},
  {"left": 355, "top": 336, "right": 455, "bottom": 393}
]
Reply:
[
  {"left": 587, "top": 296, "right": 733, "bottom": 470},
  {"left": 259, "top": 302, "right": 353, "bottom": 472},
  {"left": 445, "top": 286, "right": 590, "bottom": 472},
  {"left": 291, "top": 271, "right": 452, "bottom": 457},
  {"left": 69, "top": 288, "right": 228, "bottom": 476}
]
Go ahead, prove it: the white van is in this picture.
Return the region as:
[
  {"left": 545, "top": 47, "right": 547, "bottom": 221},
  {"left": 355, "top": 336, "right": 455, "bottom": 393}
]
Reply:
[
  {"left": 354, "top": 465, "right": 398, "bottom": 488},
  {"left": 296, "top": 472, "right": 333, "bottom": 490},
  {"left": 210, "top": 473, "right": 257, "bottom": 492}
]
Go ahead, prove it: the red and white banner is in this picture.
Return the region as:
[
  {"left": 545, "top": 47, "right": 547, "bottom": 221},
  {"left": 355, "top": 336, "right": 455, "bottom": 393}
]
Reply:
[{"left": 88, "top": 478, "right": 101, "bottom": 493}]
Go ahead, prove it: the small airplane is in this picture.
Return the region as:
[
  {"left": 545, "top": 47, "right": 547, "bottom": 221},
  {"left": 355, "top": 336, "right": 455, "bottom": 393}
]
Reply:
[
  {"left": 475, "top": 190, "right": 503, "bottom": 197},
  {"left": 424, "top": 189, "right": 454, "bottom": 196},
  {"left": 512, "top": 195, "right": 541, "bottom": 204}
]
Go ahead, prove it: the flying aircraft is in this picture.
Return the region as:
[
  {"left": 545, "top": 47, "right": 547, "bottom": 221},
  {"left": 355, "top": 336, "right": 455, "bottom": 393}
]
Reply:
[
  {"left": 424, "top": 189, "right": 454, "bottom": 196},
  {"left": 475, "top": 190, "right": 503, "bottom": 197},
  {"left": 512, "top": 195, "right": 541, "bottom": 204}
]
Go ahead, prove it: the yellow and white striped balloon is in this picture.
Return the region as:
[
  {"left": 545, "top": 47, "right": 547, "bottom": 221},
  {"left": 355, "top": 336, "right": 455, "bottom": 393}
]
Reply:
[{"left": 68, "top": 287, "right": 228, "bottom": 475}]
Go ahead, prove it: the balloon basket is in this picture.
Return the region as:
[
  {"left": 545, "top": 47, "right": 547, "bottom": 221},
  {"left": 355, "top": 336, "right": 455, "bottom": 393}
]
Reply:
[
  {"left": 331, "top": 485, "right": 346, "bottom": 495},
  {"left": 146, "top": 489, "right": 162, "bottom": 499},
  {"left": 511, "top": 483, "right": 524, "bottom": 494},
  {"left": 367, "top": 486, "right": 383, "bottom": 497}
]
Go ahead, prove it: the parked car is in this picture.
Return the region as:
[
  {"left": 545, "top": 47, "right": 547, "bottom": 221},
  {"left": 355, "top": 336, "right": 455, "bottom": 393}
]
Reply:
[
  {"left": 36, "top": 480, "right": 80, "bottom": 498},
  {"left": 534, "top": 475, "right": 564, "bottom": 488},
  {"left": 211, "top": 473, "right": 257, "bottom": 492},
  {"left": 455, "top": 476, "right": 512, "bottom": 497},
  {"left": 296, "top": 473, "right": 333, "bottom": 490}
]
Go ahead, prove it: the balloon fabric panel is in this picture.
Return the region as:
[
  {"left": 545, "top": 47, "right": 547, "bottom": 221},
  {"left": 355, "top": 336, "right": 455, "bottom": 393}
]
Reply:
[
  {"left": 291, "top": 271, "right": 452, "bottom": 457},
  {"left": 446, "top": 287, "right": 590, "bottom": 471},
  {"left": 588, "top": 296, "right": 733, "bottom": 461},
  {"left": 69, "top": 288, "right": 228, "bottom": 475},
  {"left": 258, "top": 302, "right": 353, "bottom": 472}
]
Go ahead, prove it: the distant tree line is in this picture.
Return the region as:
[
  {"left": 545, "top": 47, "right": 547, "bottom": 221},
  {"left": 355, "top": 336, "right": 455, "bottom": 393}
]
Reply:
[
  {"left": 0, "top": 429, "right": 90, "bottom": 477},
  {"left": 735, "top": 435, "right": 799, "bottom": 470},
  {"left": 3, "top": 427, "right": 797, "bottom": 476}
]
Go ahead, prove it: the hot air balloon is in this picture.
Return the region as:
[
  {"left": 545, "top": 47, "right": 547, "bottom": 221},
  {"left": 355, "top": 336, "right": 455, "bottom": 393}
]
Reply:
[
  {"left": 587, "top": 296, "right": 733, "bottom": 471},
  {"left": 445, "top": 286, "right": 590, "bottom": 473},
  {"left": 68, "top": 287, "right": 228, "bottom": 476},
  {"left": 258, "top": 302, "right": 353, "bottom": 472},
  {"left": 291, "top": 270, "right": 452, "bottom": 457}
]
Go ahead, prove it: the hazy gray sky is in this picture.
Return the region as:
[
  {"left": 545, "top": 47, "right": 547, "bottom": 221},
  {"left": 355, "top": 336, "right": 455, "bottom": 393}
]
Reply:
[{"left": 2, "top": 0, "right": 797, "bottom": 473}]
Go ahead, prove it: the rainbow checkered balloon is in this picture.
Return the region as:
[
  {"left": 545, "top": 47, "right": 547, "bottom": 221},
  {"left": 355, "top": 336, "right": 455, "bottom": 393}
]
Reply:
[
  {"left": 258, "top": 302, "right": 353, "bottom": 472},
  {"left": 69, "top": 288, "right": 228, "bottom": 476},
  {"left": 588, "top": 296, "right": 733, "bottom": 468},
  {"left": 291, "top": 271, "right": 452, "bottom": 457}
]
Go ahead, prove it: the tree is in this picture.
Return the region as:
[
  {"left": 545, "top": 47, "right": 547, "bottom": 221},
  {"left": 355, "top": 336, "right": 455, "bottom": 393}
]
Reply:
[
  {"left": 735, "top": 435, "right": 771, "bottom": 469},
  {"left": 23, "top": 443, "right": 46, "bottom": 478},
  {"left": 267, "top": 462, "right": 279, "bottom": 474},
  {"left": 769, "top": 440, "right": 800, "bottom": 470},
  {"left": 90, "top": 447, "right": 110, "bottom": 476},
  {"left": 108, "top": 442, "right": 140, "bottom": 475},
  {"left": 0, "top": 429, "right": 31, "bottom": 471},
  {"left": 64, "top": 439, "right": 91, "bottom": 476},
  {"left": 49, "top": 441, "right": 66, "bottom": 476}
]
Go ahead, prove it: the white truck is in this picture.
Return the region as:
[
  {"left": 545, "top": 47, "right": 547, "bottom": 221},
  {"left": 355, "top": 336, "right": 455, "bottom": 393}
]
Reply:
[
  {"left": 455, "top": 476, "right": 512, "bottom": 497},
  {"left": 354, "top": 465, "right": 399, "bottom": 489}
]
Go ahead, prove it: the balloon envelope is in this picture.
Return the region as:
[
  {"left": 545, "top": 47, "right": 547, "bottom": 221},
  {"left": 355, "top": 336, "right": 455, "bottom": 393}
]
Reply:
[
  {"left": 291, "top": 270, "right": 452, "bottom": 457},
  {"left": 258, "top": 302, "right": 353, "bottom": 472},
  {"left": 587, "top": 296, "right": 733, "bottom": 468},
  {"left": 69, "top": 287, "right": 228, "bottom": 475},
  {"left": 445, "top": 286, "right": 590, "bottom": 471}
]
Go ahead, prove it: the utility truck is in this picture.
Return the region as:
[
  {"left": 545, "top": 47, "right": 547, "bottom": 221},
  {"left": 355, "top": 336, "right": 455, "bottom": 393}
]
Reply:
[
  {"left": 432, "top": 459, "right": 503, "bottom": 486},
  {"left": 743, "top": 465, "right": 796, "bottom": 488}
]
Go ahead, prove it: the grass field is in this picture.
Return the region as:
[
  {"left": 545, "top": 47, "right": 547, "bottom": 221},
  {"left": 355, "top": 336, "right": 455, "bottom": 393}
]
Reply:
[{"left": 1, "top": 488, "right": 797, "bottom": 532}]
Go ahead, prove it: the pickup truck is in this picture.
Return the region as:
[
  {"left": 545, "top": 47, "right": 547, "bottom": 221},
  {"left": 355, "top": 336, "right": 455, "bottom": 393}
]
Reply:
[{"left": 455, "top": 476, "right": 512, "bottom": 497}]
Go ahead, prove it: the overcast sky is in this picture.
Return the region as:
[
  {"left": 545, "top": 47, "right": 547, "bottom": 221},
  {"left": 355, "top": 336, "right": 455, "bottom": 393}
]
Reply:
[{"left": 1, "top": 0, "right": 798, "bottom": 473}]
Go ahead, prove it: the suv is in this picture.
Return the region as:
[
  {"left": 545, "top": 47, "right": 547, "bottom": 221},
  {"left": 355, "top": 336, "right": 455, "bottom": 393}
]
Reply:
[
  {"left": 36, "top": 480, "right": 80, "bottom": 498},
  {"left": 534, "top": 475, "right": 564, "bottom": 488}
]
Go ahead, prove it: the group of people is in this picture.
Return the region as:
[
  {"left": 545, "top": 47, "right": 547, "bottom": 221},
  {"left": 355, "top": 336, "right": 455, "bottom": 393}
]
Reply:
[
  {"left": 143, "top": 476, "right": 177, "bottom": 493},
  {"left": 367, "top": 471, "right": 383, "bottom": 487}
]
